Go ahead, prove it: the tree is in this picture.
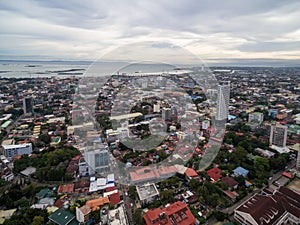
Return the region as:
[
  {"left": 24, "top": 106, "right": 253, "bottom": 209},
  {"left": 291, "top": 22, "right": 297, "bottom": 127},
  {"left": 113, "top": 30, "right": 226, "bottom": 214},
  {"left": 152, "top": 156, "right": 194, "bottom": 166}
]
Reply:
[
  {"left": 133, "top": 209, "right": 143, "bottom": 225},
  {"left": 32, "top": 216, "right": 44, "bottom": 225}
]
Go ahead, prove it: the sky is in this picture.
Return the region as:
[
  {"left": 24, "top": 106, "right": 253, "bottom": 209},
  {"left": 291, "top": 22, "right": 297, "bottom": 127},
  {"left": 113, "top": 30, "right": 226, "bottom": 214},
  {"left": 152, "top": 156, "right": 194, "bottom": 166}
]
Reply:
[{"left": 0, "top": 0, "right": 300, "bottom": 65}]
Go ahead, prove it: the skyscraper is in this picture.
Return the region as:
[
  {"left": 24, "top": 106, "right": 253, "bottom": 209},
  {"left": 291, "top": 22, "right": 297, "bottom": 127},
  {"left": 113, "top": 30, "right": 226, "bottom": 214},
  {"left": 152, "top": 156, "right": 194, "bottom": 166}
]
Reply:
[
  {"left": 23, "top": 96, "right": 33, "bottom": 115},
  {"left": 296, "top": 146, "right": 300, "bottom": 171},
  {"left": 269, "top": 124, "right": 287, "bottom": 148},
  {"left": 216, "top": 82, "right": 230, "bottom": 123},
  {"left": 162, "top": 107, "right": 171, "bottom": 121}
]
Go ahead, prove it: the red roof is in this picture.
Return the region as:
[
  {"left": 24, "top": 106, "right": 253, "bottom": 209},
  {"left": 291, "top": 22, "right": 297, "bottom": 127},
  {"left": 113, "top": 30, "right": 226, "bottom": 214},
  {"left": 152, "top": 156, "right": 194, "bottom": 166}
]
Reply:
[
  {"left": 207, "top": 167, "right": 222, "bottom": 181},
  {"left": 108, "top": 192, "right": 120, "bottom": 205},
  {"left": 282, "top": 171, "right": 294, "bottom": 179},
  {"left": 185, "top": 168, "right": 198, "bottom": 178},
  {"left": 57, "top": 184, "right": 74, "bottom": 193},
  {"left": 143, "top": 201, "right": 195, "bottom": 225},
  {"left": 221, "top": 176, "right": 238, "bottom": 187},
  {"left": 106, "top": 186, "right": 116, "bottom": 192},
  {"left": 72, "top": 155, "right": 81, "bottom": 161}
]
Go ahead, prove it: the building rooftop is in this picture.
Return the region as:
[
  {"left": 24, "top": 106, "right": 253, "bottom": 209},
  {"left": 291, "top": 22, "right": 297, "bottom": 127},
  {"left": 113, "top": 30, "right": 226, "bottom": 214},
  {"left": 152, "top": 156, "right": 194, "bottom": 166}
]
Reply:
[
  {"left": 235, "top": 186, "right": 300, "bottom": 225},
  {"left": 185, "top": 168, "right": 198, "bottom": 178},
  {"left": 86, "top": 197, "right": 109, "bottom": 211},
  {"left": 48, "top": 209, "right": 75, "bottom": 225},
  {"left": 143, "top": 201, "right": 196, "bottom": 225},
  {"left": 136, "top": 183, "right": 159, "bottom": 201},
  {"left": 58, "top": 184, "right": 74, "bottom": 194},
  {"left": 207, "top": 167, "right": 222, "bottom": 181}
]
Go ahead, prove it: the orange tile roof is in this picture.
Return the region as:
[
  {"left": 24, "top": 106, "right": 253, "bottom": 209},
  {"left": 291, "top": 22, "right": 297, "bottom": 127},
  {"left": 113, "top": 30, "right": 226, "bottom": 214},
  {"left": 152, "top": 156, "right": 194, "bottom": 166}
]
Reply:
[
  {"left": 144, "top": 201, "right": 195, "bottom": 225},
  {"left": 185, "top": 168, "right": 198, "bottom": 178},
  {"left": 86, "top": 197, "right": 109, "bottom": 211}
]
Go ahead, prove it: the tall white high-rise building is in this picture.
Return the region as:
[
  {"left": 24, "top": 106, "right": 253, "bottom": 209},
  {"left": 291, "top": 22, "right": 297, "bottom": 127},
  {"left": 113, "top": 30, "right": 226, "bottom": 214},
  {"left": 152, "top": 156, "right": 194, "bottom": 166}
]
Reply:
[
  {"left": 162, "top": 107, "right": 171, "bottom": 121},
  {"left": 153, "top": 102, "right": 160, "bottom": 113},
  {"left": 269, "top": 124, "right": 288, "bottom": 148},
  {"left": 216, "top": 82, "right": 230, "bottom": 122}
]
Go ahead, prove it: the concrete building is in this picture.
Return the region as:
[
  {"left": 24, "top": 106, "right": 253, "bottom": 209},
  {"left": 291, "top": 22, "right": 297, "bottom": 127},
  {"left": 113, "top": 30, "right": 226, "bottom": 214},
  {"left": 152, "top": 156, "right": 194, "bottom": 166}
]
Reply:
[
  {"left": 202, "top": 120, "right": 210, "bottom": 130},
  {"left": 248, "top": 112, "right": 264, "bottom": 124},
  {"left": 296, "top": 146, "right": 300, "bottom": 171},
  {"left": 23, "top": 97, "right": 33, "bottom": 115},
  {"left": 84, "top": 145, "right": 109, "bottom": 175},
  {"left": 153, "top": 102, "right": 160, "bottom": 113},
  {"left": 269, "top": 124, "right": 288, "bottom": 148},
  {"left": 216, "top": 82, "right": 230, "bottom": 123},
  {"left": 2, "top": 143, "right": 32, "bottom": 158},
  {"left": 76, "top": 205, "right": 91, "bottom": 223},
  {"left": 162, "top": 107, "right": 171, "bottom": 121},
  {"left": 136, "top": 183, "right": 160, "bottom": 206}
]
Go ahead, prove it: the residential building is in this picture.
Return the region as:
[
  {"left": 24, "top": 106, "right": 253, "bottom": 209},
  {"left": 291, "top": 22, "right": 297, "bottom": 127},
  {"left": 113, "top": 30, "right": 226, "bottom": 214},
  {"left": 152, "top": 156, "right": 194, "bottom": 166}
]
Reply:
[
  {"left": 202, "top": 120, "right": 210, "bottom": 130},
  {"left": 162, "top": 107, "right": 171, "bottom": 121},
  {"left": 221, "top": 176, "right": 239, "bottom": 190},
  {"left": 296, "top": 147, "right": 300, "bottom": 171},
  {"left": 206, "top": 167, "right": 222, "bottom": 182},
  {"left": 143, "top": 201, "right": 196, "bottom": 225},
  {"left": 233, "top": 166, "right": 249, "bottom": 177},
  {"left": 23, "top": 96, "right": 33, "bottom": 115},
  {"left": 216, "top": 82, "right": 230, "bottom": 124},
  {"left": 269, "top": 124, "right": 288, "bottom": 148},
  {"left": 248, "top": 112, "right": 264, "bottom": 124},
  {"left": 2, "top": 143, "right": 32, "bottom": 158},
  {"left": 234, "top": 186, "right": 300, "bottom": 225},
  {"left": 76, "top": 205, "right": 91, "bottom": 224}
]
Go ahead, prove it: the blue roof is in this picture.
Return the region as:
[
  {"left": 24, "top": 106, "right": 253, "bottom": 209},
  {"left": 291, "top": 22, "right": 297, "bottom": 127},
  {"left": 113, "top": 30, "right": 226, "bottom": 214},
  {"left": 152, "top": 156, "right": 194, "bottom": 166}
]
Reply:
[
  {"left": 228, "top": 115, "right": 236, "bottom": 120},
  {"left": 233, "top": 166, "right": 249, "bottom": 176}
]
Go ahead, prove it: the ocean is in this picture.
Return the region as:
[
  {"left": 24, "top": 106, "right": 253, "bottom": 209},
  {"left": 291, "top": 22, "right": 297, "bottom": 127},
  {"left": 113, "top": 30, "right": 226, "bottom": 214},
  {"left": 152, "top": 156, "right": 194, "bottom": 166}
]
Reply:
[{"left": 0, "top": 60, "right": 180, "bottom": 78}]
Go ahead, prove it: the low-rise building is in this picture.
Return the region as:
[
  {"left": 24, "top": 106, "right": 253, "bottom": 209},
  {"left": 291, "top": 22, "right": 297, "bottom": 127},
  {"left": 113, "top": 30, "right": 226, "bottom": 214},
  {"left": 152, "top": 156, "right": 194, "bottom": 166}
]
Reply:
[
  {"left": 143, "top": 201, "right": 196, "bottom": 225},
  {"left": 234, "top": 186, "right": 300, "bottom": 225},
  {"left": 136, "top": 183, "right": 160, "bottom": 206},
  {"left": 2, "top": 143, "right": 32, "bottom": 158}
]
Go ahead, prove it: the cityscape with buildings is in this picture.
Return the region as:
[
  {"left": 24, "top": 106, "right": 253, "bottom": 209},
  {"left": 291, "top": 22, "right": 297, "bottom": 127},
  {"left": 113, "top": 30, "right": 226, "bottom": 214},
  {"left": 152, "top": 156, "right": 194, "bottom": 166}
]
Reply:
[
  {"left": 0, "top": 66, "right": 299, "bottom": 225},
  {"left": 1, "top": 1, "right": 300, "bottom": 225}
]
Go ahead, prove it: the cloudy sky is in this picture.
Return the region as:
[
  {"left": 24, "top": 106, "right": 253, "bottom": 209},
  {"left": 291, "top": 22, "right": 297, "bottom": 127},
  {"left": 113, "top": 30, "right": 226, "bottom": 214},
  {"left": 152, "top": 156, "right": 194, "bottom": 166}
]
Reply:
[{"left": 0, "top": 0, "right": 300, "bottom": 65}]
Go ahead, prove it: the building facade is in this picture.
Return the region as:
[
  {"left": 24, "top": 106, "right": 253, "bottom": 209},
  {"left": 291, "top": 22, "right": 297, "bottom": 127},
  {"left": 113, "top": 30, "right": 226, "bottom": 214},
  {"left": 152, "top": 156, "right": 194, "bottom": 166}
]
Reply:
[
  {"left": 84, "top": 145, "right": 109, "bottom": 175},
  {"left": 2, "top": 143, "right": 32, "bottom": 158},
  {"left": 23, "top": 97, "right": 33, "bottom": 115},
  {"left": 269, "top": 124, "right": 288, "bottom": 148},
  {"left": 216, "top": 82, "right": 230, "bottom": 123}
]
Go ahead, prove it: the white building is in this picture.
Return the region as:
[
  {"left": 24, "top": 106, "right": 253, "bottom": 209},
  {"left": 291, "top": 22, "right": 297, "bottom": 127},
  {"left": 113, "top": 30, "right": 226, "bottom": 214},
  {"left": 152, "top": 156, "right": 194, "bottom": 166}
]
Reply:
[
  {"left": 248, "top": 112, "right": 264, "bottom": 124},
  {"left": 76, "top": 205, "right": 91, "bottom": 223},
  {"left": 153, "top": 102, "right": 160, "bottom": 113},
  {"left": 136, "top": 183, "right": 160, "bottom": 206},
  {"left": 202, "top": 120, "right": 210, "bottom": 130},
  {"left": 162, "top": 107, "right": 171, "bottom": 121},
  {"left": 2, "top": 143, "right": 32, "bottom": 158},
  {"left": 216, "top": 82, "right": 230, "bottom": 122}
]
